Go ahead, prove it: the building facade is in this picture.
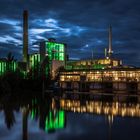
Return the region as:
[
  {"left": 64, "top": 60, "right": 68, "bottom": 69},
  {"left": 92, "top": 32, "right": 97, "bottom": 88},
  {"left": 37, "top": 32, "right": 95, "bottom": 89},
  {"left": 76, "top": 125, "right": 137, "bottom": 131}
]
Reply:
[
  {"left": 59, "top": 68, "right": 140, "bottom": 93},
  {"left": 40, "top": 39, "right": 66, "bottom": 78},
  {"left": 0, "top": 59, "right": 17, "bottom": 76}
]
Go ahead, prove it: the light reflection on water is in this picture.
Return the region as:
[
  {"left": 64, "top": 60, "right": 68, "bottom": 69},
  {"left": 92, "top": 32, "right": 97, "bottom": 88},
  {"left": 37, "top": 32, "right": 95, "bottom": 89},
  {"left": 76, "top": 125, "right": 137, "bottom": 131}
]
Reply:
[{"left": 0, "top": 95, "right": 140, "bottom": 140}]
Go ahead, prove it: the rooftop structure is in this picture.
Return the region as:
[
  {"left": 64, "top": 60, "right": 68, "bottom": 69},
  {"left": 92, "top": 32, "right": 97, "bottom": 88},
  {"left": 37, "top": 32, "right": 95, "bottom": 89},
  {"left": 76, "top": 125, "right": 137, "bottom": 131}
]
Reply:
[{"left": 65, "top": 25, "right": 122, "bottom": 70}]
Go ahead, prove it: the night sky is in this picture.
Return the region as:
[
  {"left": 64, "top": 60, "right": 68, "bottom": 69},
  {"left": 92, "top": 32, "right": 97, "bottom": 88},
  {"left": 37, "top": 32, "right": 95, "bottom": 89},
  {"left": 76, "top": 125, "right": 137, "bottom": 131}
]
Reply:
[{"left": 0, "top": 0, "right": 140, "bottom": 66}]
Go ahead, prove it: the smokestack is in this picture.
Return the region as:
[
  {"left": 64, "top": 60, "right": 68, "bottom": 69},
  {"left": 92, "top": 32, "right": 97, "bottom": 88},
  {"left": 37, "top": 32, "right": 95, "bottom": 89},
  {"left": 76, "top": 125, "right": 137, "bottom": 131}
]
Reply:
[
  {"left": 108, "top": 25, "right": 113, "bottom": 58},
  {"left": 23, "top": 10, "right": 28, "bottom": 62}
]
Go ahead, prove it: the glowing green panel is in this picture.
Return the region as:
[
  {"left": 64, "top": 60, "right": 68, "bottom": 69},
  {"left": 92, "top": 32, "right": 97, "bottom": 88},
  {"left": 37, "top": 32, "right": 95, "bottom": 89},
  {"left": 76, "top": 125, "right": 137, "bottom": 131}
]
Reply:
[
  {"left": 14, "top": 62, "right": 16, "bottom": 71},
  {"left": 31, "top": 55, "right": 34, "bottom": 67},
  {"left": 59, "top": 44, "right": 64, "bottom": 52},
  {"left": 38, "top": 55, "right": 40, "bottom": 62},
  {"left": 59, "top": 53, "right": 64, "bottom": 61},
  {"left": 35, "top": 55, "right": 38, "bottom": 62},
  {"left": 2, "top": 62, "right": 4, "bottom": 74},
  {"left": 4, "top": 62, "right": 6, "bottom": 72}
]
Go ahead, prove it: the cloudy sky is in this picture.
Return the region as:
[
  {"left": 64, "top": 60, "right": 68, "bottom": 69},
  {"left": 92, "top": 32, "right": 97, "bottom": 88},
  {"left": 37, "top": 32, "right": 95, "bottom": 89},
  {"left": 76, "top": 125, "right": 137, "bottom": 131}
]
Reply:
[{"left": 0, "top": 0, "right": 140, "bottom": 66}]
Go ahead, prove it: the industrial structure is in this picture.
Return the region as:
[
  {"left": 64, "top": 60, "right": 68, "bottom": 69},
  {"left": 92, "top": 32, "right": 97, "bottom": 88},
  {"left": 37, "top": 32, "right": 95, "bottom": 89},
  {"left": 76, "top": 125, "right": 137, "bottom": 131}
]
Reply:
[
  {"left": 0, "top": 10, "right": 140, "bottom": 94},
  {"left": 0, "top": 58, "right": 17, "bottom": 75},
  {"left": 39, "top": 38, "right": 66, "bottom": 78},
  {"left": 0, "top": 10, "right": 67, "bottom": 79},
  {"left": 59, "top": 26, "right": 140, "bottom": 93},
  {"left": 28, "top": 38, "right": 67, "bottom": 79},
  {"left": 23, "top": 10, "right": 28, "bottom": 63}
]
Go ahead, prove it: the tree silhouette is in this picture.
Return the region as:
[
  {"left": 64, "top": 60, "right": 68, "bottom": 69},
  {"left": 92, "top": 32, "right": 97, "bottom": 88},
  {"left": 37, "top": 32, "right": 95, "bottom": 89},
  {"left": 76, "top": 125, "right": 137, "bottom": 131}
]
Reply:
[{"left": 6, "top": 52, "right": 15, "bottom": 62}]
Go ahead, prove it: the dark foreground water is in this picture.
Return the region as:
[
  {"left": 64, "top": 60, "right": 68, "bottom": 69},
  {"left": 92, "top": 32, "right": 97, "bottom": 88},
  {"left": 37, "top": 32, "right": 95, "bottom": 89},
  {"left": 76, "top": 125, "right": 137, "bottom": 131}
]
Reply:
[{"left": 0, "top": 95, "right": 140, "bottom": 140}]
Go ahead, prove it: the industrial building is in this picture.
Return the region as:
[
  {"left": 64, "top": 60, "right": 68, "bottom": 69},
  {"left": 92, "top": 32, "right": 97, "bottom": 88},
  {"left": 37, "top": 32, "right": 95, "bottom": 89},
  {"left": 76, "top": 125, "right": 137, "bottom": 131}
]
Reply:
[
  {"left": 28, "top": 38, "right": 67, "bottom": 79},
  {"left": 39, "top": 38, "right": 67, "bottom": 78},
  {"left": 0, "top": 9, "right": 140, "bottom": 95},
  {"left": 0, "top": 10, "right": 67, "bottom": 79},
  {"left": 59, "top": 26, "right": 140, "bottom": 93},
  {"left": 0, "top": 58, "right": 17, "bottom": 76},
  {"left": 0, "top": 10, "right": 29, "bottom": 77},
  {"left": 28, "top": 53, "right": 41, "bottom": 78}
]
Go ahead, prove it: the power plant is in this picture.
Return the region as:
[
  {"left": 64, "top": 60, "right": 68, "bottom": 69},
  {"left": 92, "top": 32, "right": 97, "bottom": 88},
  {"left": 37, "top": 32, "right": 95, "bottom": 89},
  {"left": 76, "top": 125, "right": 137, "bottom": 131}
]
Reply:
[{"left": 0, "top": 10, "right": 140, "bottom": 94}]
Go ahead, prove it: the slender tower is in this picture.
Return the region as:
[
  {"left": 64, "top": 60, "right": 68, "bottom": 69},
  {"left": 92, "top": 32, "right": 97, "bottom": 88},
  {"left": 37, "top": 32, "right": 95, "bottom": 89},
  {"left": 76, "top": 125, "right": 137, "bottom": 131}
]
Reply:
[
  {"left": 108, "top": 25, "right": 113, "bottom": 58},
  {"left": 23, "top": 10, "right": 28, "bottom": 62}
]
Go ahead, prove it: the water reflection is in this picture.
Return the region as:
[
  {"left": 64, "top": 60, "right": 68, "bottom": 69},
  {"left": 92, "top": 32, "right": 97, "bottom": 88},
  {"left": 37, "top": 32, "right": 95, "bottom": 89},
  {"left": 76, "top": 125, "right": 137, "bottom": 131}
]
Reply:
[
  {"left": 0, "top": 96, "right": 66, "bottom": 140},
  {"left": 3, "top": 102, "right": 16, "bottom": 129},
  {"left": 30, "top": 98, "right": 65, "bottom": 132},
  {"left": 1, "top": 95, "right": 140, "bottom": 140},
  {"left": 60, "top": 99, "right": 140, "bottom": 117},
  {"left": 21, "top": 97, "right": 66, "bottom": 140}
]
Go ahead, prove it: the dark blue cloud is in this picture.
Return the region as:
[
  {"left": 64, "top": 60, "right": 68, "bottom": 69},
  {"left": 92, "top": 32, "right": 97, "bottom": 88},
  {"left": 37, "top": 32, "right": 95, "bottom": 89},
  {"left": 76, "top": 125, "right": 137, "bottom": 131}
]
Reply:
[{"left": 0, "top": 0, "right": 139, "bottom": 66}]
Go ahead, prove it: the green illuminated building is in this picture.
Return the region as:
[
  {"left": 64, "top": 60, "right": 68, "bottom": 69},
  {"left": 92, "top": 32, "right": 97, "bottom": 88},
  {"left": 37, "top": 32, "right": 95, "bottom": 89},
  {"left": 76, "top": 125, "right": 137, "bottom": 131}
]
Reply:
[
  {"left": 0, "top": 59, "right": 17, "bottom": 76},
  {"left": 46, "top": 41, "right": 65, "bottom": 61},
  {"left": 29, "top": 53, "right": 41, "bottom": 78},
  {"left": 40, "top": 40, "right": 66, "bottom": 62},
  {"left": 40, "top": 39, "right": 66, "bottom": 77}
]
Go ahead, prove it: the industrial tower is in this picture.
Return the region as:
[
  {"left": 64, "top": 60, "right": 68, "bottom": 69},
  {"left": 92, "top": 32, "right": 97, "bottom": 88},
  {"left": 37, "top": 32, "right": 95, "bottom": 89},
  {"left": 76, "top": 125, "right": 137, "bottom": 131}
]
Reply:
[
  {"left": 108, "top": 25, "right": 113, "bottom": 58},
  {"left": 23, "top": 10, "right": 28, "bottom": 62}
]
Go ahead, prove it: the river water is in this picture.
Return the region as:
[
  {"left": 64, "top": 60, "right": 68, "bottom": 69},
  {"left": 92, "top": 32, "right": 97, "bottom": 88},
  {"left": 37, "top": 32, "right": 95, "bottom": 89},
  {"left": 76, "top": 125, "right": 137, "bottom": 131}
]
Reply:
[{"left": 0, "top": 95, "right": 140, "bottom": 140}]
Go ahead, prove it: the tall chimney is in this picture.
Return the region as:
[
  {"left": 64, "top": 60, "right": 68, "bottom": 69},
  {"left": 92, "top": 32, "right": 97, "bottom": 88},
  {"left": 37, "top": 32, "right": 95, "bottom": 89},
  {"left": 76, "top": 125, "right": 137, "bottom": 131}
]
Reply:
[
  {"left": 23, "top": 10, "right": 28, "bottom": 62},
  {"left": 108, "top": 25, "right": 113, "bottom": 58}
]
